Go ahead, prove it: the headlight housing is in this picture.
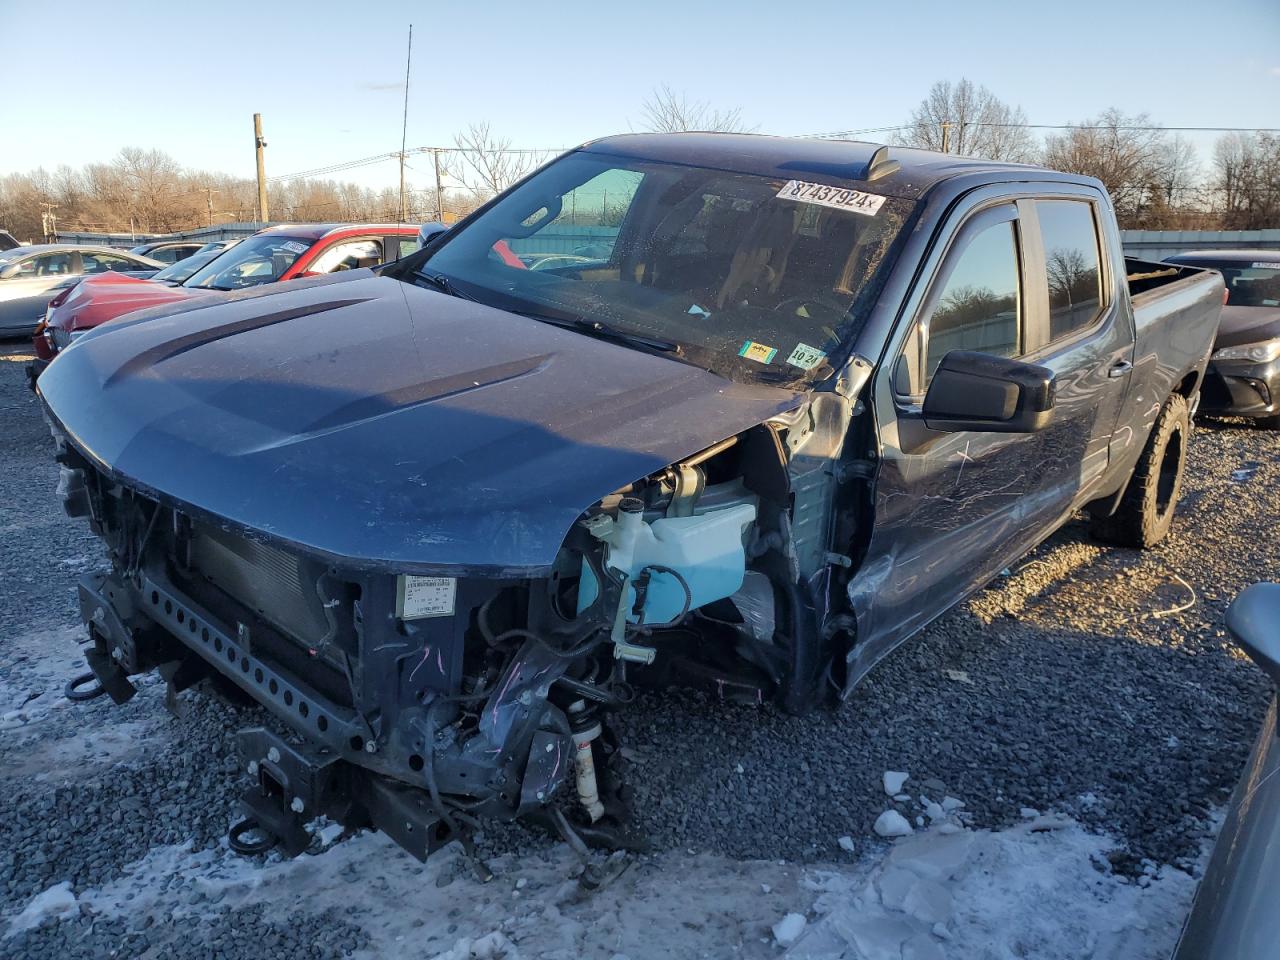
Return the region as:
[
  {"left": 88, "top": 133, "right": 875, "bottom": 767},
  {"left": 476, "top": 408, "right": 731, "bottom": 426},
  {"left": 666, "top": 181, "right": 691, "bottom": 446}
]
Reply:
[
  {"left": 49, "top": 327, "right": 86, "bottom": 352},
  {"left": 1212, "top": 340, "right": 1280, "bottom": 364}
]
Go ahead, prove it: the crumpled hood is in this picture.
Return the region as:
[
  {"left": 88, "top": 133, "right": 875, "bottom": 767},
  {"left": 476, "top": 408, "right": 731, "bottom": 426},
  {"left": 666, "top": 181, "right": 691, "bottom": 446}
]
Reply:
[
  {"left": 1216, "top": 304, "right": 1280, "bottom": 349},
  {"left": 40, "top": 274, "right": 802, "bottom": 575},
  {"left": 48, "top": 273, "right": 198, "bottom": 333}
]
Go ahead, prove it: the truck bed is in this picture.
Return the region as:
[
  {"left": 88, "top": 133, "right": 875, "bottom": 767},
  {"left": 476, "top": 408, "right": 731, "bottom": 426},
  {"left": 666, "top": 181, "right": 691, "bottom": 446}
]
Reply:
[{"left": 1126, "top": 256, "right": 1217, "bottom": 301}]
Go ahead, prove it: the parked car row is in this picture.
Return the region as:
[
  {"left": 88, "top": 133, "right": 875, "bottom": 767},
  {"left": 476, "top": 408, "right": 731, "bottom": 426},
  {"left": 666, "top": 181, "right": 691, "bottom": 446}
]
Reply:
[
  {"left": 0, "top": 245, "right": 163, "bottom": 337},
  {"left": 26, "top": 224, "right": 421, "bottom": 381},
  {"left": 36, "top": 133, "right": 1226, "bottom": 870}
]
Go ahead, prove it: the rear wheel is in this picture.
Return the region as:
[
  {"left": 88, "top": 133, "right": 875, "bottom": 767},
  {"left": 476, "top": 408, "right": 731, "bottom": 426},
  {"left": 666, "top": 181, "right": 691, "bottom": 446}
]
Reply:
[{"left": 1090, "top": 394, "right": 1189, "bottom": 548}]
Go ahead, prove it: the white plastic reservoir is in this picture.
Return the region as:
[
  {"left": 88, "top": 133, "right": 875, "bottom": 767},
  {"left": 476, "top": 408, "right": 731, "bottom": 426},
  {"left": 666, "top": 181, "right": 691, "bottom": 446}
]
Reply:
[{"left": 577, "top": 503, "right": 757, "bottom": 626}]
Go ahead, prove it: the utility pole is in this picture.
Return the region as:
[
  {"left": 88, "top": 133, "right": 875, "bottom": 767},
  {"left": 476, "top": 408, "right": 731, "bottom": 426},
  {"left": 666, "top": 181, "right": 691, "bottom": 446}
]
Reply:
[
  {"left": 432, "top": 147, "right": 444, "bottom": 224},
  {"left": 941, "top": 120, "right": 952, "bottom": 154},
  {"left": 398, "top": 25, "right": 413, "bottom": 223},
  {"left": 205, "top": 187, "right": 219, "bottom": 227},
  {"left": 253, "top": 113, "right": 269, "bottom": 223},
  {"left": 39, "top": 203, "right": 58, "bottom": 243}
]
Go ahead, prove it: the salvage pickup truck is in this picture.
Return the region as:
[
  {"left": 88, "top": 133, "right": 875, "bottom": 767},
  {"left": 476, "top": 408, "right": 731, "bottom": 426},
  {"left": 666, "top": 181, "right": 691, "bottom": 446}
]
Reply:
[{"left": 38, "top": 133, "right": 1223, "bottom": 861}]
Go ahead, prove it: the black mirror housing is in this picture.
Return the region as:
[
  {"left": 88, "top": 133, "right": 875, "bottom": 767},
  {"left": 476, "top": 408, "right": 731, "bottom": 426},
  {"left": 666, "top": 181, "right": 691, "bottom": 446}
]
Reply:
[
  {"left": 922, "top": 350, "right": 1055, "bottom": 433},
  {"left": 1227, "top": 582, "right": 1280, "bottom": 690}
]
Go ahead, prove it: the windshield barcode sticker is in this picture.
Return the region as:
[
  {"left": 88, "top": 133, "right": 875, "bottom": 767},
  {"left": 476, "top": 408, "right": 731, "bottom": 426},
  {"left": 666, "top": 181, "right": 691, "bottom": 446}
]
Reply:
[
  {"left": 281, "top": 240, "right": 309, "bottom": 254},
  {"left": 777, "top": 180, "right": 885, "bottom": 216},
  {"left": 397, "top": 576, "right": 456, "bottom": 619},
  {"left": 1251, "top": 262, "right": 1280, "bottom": 269}
]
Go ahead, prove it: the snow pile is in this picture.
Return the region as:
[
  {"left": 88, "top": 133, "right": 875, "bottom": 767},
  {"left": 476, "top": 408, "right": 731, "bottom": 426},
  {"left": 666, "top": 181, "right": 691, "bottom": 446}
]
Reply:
[
  {"left": 784, "top": 818, "right": 1200, "bottom": 960},
  {"left": 6, "top": 881, "right": 77, "bottom": 936}
]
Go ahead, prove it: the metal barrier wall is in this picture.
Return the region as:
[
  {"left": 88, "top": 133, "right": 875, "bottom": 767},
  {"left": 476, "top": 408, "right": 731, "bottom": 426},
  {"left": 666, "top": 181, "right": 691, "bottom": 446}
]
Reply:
[{"left": 1121, "top": 229, "right": 1280, "bottom": 260}]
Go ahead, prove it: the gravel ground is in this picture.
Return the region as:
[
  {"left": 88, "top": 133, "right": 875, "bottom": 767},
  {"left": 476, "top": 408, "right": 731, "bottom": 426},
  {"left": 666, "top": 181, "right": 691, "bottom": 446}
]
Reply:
[{"left": 1, "top": 338, "right": 1276, "bottom": 958}]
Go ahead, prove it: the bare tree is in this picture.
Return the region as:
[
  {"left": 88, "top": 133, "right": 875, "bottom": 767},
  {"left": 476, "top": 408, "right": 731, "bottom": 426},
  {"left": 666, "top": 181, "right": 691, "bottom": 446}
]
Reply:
[
  {"left": 1212, "top": 132, "right": 1280, "bottom": 230},
  {"left": 898, "top": 79, "right": 1038, "bottom": 162},
  {"left": 637, "top": 85, "right": 752, "bottom": 134},
  {"left": 450, "top": 123, "right": 545, "bottom": 201},
  {"left": 1042, "top": 110, "right": 1170, "bottom": 226},
  {"left": 1152, "top": 134, "right": 1201, "bottom": 206}
]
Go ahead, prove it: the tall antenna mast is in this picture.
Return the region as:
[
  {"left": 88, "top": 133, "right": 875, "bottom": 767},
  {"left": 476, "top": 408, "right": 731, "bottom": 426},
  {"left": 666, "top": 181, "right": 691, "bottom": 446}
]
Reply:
[{"left": 397, "top": 24, "right": 413, "bottom": 223}]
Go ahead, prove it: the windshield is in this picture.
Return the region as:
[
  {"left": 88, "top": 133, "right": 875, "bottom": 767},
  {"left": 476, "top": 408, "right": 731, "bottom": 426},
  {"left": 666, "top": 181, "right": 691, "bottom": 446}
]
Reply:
[
  {"left": 183, "top": 235, "right": 314, "bottom": 290},
  {"left": 412, "top": 150, "right": 915, "bottom": 386},
  {"left": 151, "top": 249, "right": 221, "bottom": 284},
  {"left": 1186, "top": 260, "right": 1280, "bottom": 307}
]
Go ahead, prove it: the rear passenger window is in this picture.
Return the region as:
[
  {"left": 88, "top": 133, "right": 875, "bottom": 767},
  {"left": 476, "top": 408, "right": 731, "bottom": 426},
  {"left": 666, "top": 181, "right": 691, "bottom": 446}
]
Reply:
[
  {"left": 922, "top": 220, "right": 1021, "bottom": 387},
  {"left": 1038, "top": 200, "right": 1104, "bottom": 343}
]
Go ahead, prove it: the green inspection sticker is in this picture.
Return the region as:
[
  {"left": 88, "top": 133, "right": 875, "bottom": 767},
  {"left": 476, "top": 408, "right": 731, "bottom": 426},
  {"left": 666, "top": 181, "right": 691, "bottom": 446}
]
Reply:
[
  {"left": 738, "top": 340, "right": 778, "bottom": 364},
  {"left": 786, "top": 342, "right": 827, "bottom": 370}
]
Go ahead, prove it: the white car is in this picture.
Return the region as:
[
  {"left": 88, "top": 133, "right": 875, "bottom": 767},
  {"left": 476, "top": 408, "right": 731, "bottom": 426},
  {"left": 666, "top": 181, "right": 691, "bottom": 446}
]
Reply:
[{"left": 0, "top": 244, "right": 162, "bottom": 337}]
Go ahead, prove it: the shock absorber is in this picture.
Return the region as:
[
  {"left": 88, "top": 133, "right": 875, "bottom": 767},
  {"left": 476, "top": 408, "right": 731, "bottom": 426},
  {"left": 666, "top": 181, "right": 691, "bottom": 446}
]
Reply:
[{"left": 568, "top": 700, "right": 605, "bottom": 823}]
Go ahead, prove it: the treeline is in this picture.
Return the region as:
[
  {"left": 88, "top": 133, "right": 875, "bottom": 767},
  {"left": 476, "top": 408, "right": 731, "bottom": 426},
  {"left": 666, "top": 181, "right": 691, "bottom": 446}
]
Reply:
[
  {"left": 0, "top": 147, "right": 452, "bottom": 241},
  {"left": 896, "top": 82, "right": 1280, "bottom": 231}
]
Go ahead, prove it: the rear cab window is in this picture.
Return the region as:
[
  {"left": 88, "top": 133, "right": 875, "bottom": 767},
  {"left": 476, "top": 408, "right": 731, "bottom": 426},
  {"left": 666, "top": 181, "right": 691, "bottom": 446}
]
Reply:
[{"left": 1037, "top": 200, "right": 1105, "bottom": 344}]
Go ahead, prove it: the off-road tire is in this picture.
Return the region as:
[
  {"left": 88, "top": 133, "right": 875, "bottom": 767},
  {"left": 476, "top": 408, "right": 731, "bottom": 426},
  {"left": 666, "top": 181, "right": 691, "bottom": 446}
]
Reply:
[{"left": 1089, "top": 393, "right": 1189, "bottom": 548}]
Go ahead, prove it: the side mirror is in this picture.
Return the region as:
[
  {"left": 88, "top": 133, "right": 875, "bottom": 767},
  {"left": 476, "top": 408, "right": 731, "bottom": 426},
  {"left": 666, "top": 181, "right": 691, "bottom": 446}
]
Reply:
[
  {"left": 0, "top": 265, "right": 16, "bottom": 280},
  {"left": 1227, "top": 582, "right": 1280, "bottom": 690},
  {"left": 417, "top": 222, "right": 449, "bottom": 250},
  {"left": 922, "top": 351, "right": 1056, "bottom": 433}
]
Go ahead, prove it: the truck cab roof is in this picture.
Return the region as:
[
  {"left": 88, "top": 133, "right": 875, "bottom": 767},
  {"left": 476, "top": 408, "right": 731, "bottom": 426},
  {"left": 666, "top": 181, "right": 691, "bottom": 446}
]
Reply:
[{"left": 580, "top": 132, "right": 1097, "bottom": 200}]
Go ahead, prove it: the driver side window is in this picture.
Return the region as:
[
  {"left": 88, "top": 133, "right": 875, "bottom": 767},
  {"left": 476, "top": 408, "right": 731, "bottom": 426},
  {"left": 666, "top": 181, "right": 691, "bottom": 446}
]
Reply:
[
  {"left": 898, "top": 211, "right": 1023, "bottom": 396},
  {"left": 307, "top": 239, "right": 382, "bottom": 273}
]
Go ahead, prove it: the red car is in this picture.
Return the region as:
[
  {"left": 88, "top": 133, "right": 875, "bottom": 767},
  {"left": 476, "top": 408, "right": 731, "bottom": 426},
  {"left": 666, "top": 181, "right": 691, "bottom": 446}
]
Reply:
[{"left": 32, "top": 224, "right": 420, "bottom": 372}]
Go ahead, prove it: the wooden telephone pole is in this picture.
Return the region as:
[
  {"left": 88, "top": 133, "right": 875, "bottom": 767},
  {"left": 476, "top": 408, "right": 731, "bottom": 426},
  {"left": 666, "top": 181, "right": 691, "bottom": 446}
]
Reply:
[{"left": 254, "top": 113, "right": 269, "bottom": 223}]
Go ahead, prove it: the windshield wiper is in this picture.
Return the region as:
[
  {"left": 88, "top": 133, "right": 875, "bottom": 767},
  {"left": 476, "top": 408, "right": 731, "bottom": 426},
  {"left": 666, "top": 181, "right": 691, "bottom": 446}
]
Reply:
[
  {"left": 516, "top": 311, "right": 681, "bottom": 354},
  {"left": 417, "top": 272, "right": 477, "bottom": 302}
]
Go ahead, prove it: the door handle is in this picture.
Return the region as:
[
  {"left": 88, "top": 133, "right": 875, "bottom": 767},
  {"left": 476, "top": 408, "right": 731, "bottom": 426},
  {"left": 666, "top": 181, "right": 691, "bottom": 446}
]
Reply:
[{"left": 1108, "top": 360, "right": 1133, "bottom": 378}]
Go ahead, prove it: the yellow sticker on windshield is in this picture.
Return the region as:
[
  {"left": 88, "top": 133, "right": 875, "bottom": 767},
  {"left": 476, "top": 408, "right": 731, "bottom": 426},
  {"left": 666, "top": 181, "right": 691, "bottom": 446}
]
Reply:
[{"left": 738, "top": 340, "right": 778, "bottom": 364}]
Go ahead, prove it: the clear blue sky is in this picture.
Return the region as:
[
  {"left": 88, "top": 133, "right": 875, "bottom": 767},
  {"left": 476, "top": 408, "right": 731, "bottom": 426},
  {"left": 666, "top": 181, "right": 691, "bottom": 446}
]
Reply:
[{"left": 1, "top": 0, "right": 1276, "bottom": 191}]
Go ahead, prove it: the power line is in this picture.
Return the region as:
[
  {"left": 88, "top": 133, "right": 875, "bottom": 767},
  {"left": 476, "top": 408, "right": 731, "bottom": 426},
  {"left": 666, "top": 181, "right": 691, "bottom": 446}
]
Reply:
[{"left": 806, "top": 122, "right": 1280, "bottom": 140}]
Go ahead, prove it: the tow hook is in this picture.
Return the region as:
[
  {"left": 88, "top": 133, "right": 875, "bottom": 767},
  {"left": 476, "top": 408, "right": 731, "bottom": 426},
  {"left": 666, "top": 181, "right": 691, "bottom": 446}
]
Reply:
[
  {"left": 228, "top": 817, "right": 278, "bottom": 856},
  {"left": 63, "top": 671, "right": 106, "bottom": 702}
]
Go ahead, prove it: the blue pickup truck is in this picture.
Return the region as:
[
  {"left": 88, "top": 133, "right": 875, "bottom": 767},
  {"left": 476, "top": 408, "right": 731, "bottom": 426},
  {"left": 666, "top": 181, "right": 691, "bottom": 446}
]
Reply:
[{"left": 38, "top": 133, "right": 1223, "bottom": 859}]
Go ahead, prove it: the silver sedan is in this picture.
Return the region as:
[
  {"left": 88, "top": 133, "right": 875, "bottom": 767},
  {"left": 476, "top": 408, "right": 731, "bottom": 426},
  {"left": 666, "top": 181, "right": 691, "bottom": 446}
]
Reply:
[{"left": 0, "top": 244, "right": 162, "bottom": 337}]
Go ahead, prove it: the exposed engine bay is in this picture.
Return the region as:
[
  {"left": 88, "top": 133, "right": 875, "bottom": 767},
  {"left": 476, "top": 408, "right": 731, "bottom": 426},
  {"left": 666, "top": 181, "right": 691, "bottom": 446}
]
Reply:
[{"left": 49, "top": 383, "right": 875, "bottom": 863}]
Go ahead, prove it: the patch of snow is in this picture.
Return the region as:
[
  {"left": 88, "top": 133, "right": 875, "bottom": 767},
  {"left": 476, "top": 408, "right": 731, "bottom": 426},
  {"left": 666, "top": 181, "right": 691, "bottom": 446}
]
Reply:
[
  {"left": 883, "top": 771, "right": 910, "bottom": 796},
  {"left": 1020, "top": 807, "right": 1041, "bottom": 819},
  {"left": 838, "top": 836, "right": 856, "bottom": 853},
  {"left": 772, "top": 913, "right": 807, "bottom": 947},
  {"left": 874, "top": 810, "right": 914, "bottom": 838},
  {"left": 940, "top": 797, "right": 965, "bottom": 813},
  {"left": 787, "top": 818, "right": 1207, "bottom": 960},
  {"left": 7, "top": 881, "right": 77, "bottom": 936}
]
